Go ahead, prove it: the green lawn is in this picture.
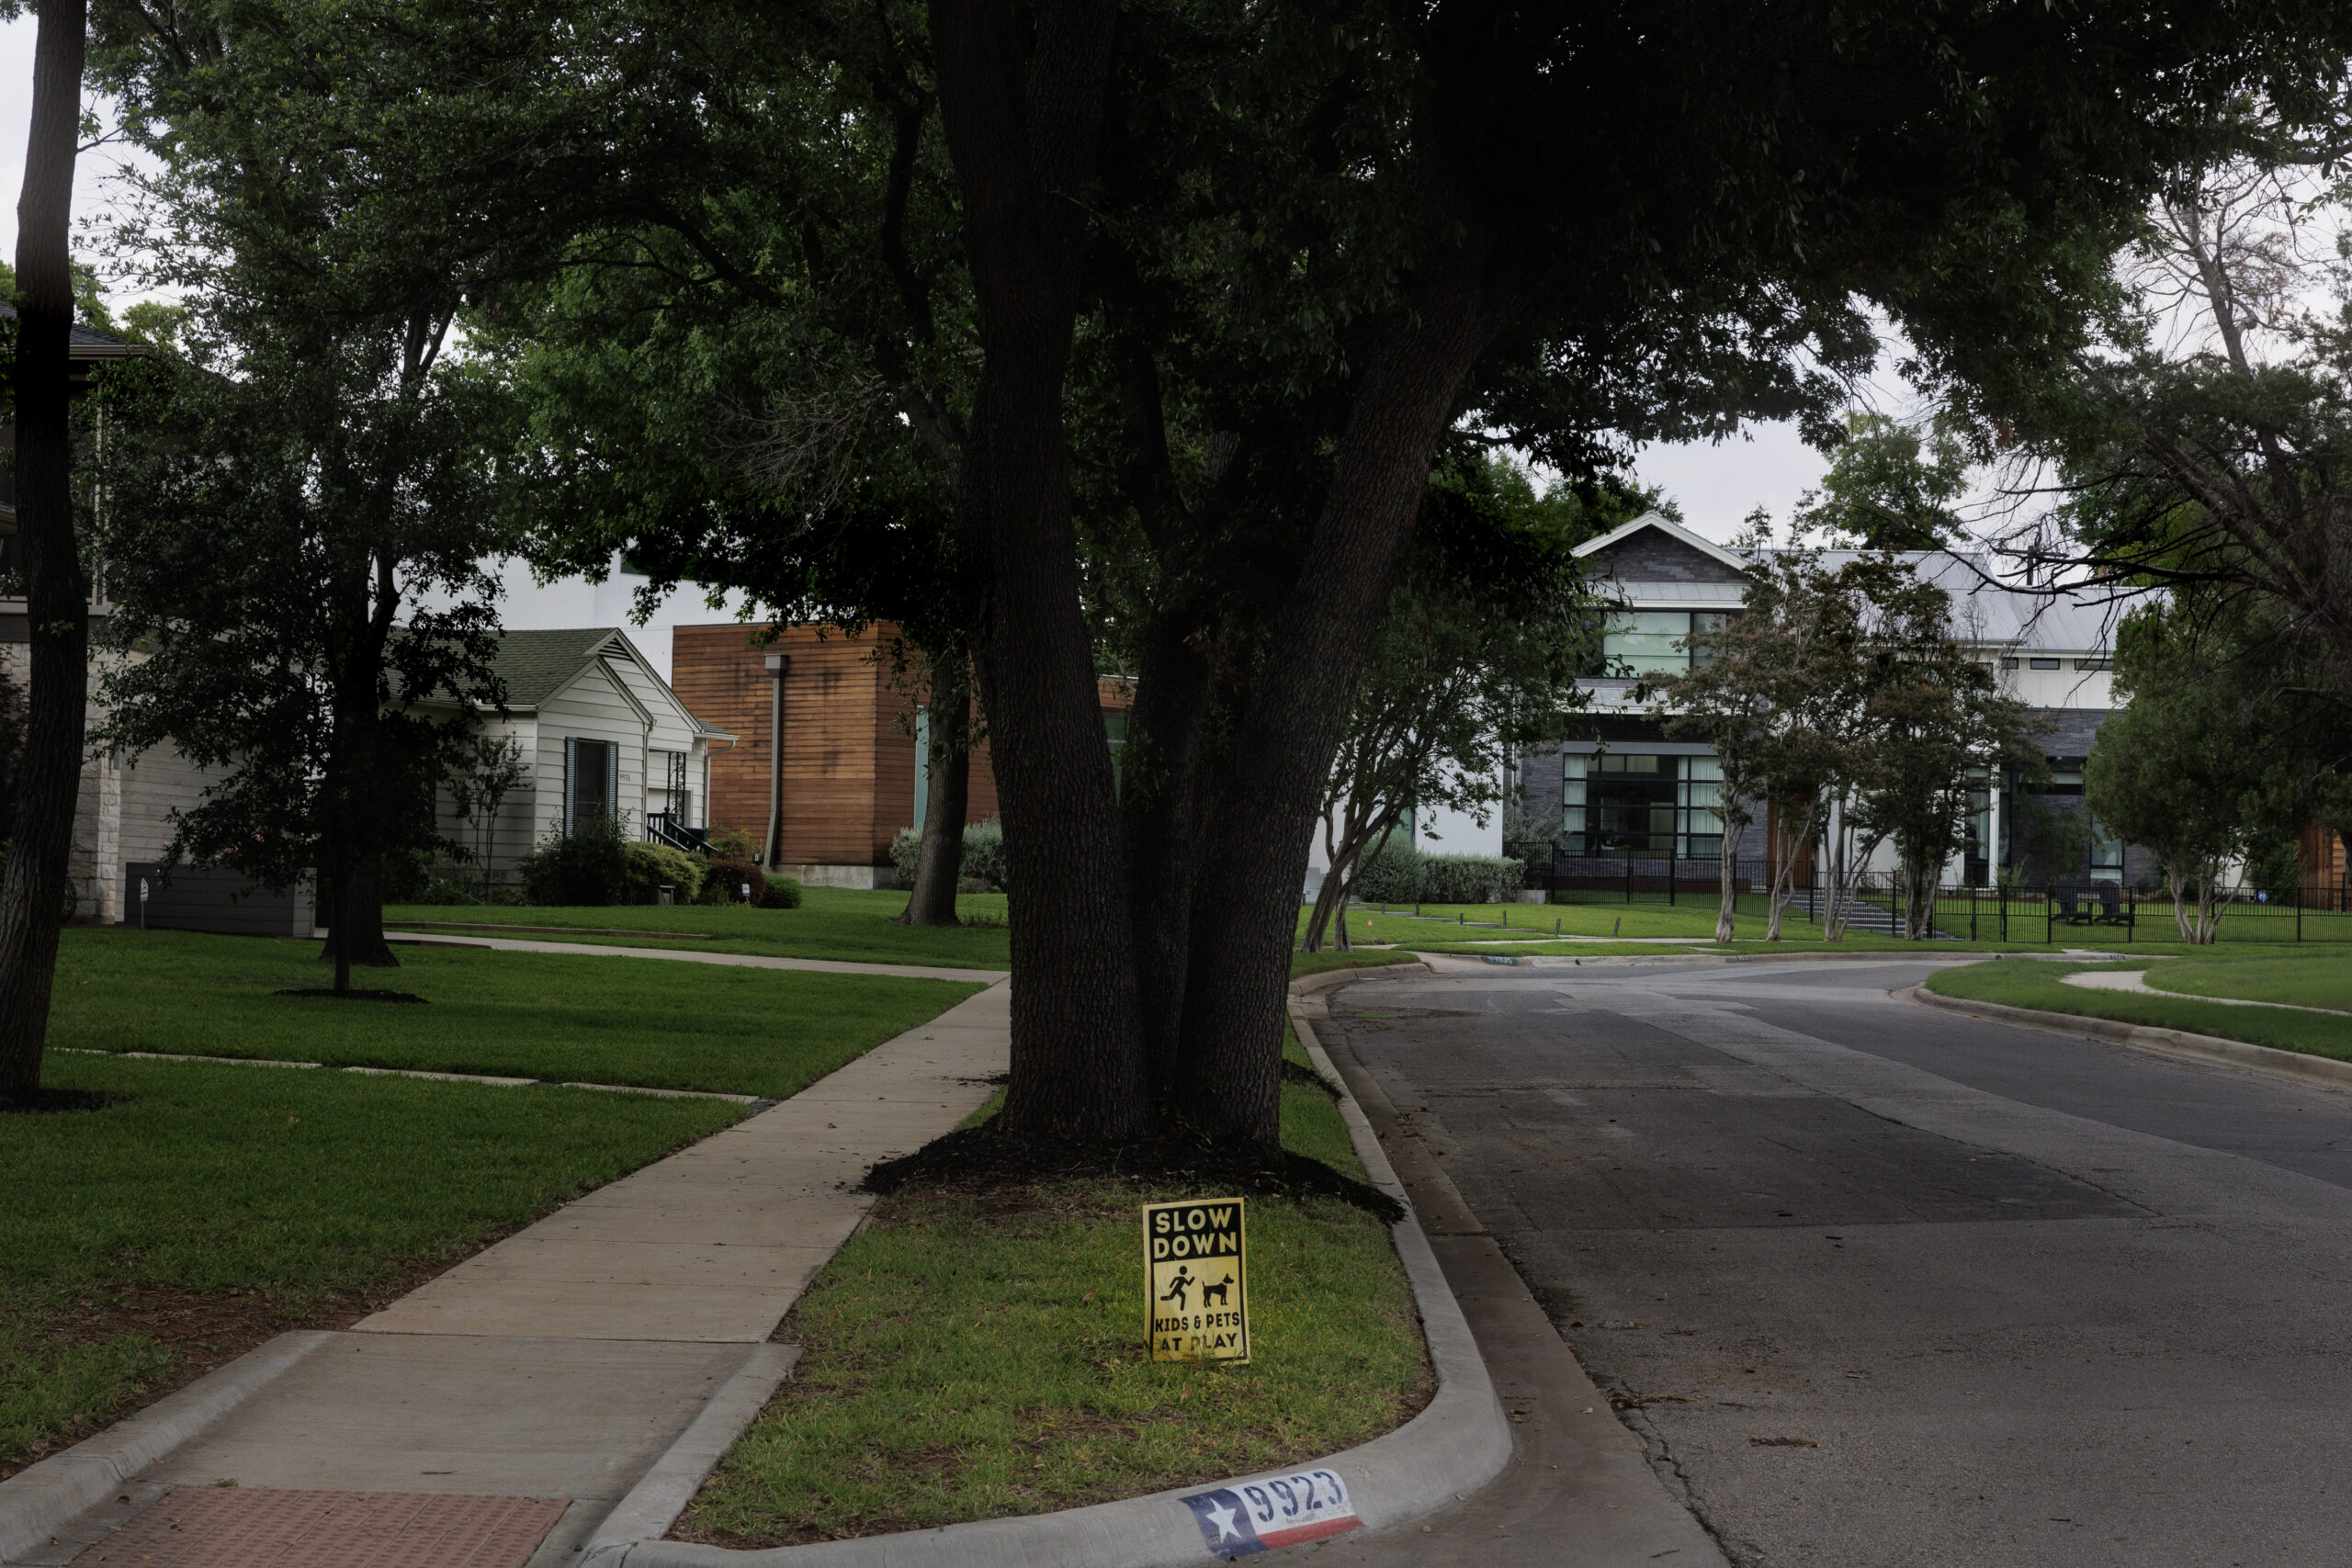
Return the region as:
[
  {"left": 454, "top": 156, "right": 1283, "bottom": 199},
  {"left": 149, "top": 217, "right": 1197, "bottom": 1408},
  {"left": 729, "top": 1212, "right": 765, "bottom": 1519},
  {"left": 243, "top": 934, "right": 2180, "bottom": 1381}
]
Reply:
[
  {"left": 3, "top": 1052, "right": 743, "bottom": 1475},
  {"left": 53, "top": 929, "right": 982, "bottom": 1099},
  {"left": 681, "top": 1034, "right": 1419, "bottom": 1546},
  {"left": 385, "top": 886, "right": 1012, "bottom": 970},
  {"left": 1924, "top": 957, "right": 2352, "bottom": 1061},
  {"left": 1286, "top": 948, "right": 1423, "bottom": 981},
  {"left": 2143, "top": 951, "right": 2352, "bottom": 1011}
]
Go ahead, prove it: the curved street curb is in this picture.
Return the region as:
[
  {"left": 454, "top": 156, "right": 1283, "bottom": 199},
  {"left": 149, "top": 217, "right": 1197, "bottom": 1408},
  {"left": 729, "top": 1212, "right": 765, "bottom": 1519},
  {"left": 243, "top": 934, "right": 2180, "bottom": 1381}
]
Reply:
[
  {"left": 1905, "top": 982, "right": 2352, "bottom": 1092},
  {"left": 594, "top": 968, "right": 1510, "bottom": 1568},
  {"left": 0, "top": 1331, "right": 333, "bottom": 1565}
]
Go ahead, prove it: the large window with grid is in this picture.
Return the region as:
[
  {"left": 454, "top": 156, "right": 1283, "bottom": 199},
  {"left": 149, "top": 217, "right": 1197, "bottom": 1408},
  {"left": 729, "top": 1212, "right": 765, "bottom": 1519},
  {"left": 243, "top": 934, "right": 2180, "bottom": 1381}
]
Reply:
[
  {"left": 1598, "top": 610, "right": 1737, "bottom": 675},
  {"left": 1563, "top": 753, "right": 1724, "bottom": 857}
]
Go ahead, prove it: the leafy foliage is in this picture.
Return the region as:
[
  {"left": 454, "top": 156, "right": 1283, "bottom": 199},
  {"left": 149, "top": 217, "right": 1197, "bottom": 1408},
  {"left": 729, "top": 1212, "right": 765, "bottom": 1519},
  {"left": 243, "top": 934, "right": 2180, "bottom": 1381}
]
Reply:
[{"left": 520, "top": 813, "right": 633, "bottom": 908}]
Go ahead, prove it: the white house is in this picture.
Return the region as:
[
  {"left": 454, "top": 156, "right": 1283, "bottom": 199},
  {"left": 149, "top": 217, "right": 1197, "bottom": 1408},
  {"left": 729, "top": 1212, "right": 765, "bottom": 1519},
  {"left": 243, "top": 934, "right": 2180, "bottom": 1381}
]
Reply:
[{"left": 442, "top": 628, "right": 735, "bottom": 886}]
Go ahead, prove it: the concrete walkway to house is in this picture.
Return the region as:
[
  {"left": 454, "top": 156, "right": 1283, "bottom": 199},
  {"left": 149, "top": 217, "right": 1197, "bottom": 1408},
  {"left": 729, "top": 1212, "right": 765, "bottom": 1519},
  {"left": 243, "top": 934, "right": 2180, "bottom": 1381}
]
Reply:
[
  {"left": 18, "top": 982, "right": 1011, "bottom": 1568},
  {"left": 395, "top": 931, "right": 1007, "bottom": 986},
  {"left": 2060, "top": 966, "right": 2352, "bottom": 1016}
]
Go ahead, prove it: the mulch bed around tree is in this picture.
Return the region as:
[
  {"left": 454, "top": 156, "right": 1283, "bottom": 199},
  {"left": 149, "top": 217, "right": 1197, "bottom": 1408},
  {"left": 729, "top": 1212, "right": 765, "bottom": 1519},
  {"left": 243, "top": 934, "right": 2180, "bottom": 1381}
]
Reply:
[{"left": 865, "top": 1124, "right": 1404, "bottom": 1223}]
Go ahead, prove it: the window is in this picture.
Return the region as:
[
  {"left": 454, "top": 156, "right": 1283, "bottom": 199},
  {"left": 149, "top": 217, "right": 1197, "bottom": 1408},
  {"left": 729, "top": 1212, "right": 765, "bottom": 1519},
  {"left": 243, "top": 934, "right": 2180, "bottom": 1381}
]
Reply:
[
  {"left": 2043, "top": 769, "right": 2084, "bottom": 797},
  {"left": 1600, "top": 609, "right": 1739, "bottom": 675},
  {"left": 1601, "top": 611, "right": 1693, "bottom": 674},
  {"left": 1564, "top": 752, "right": 1722, "bottom": 858},
  {"left": 2075, "top": 657, "right": 2111, "bottom": 671},
  {"left": 2087, "top": 817, "right": 2124, "bottom": 883},
  {"left": 2029, "top": 657, "right": 2061, "bottom": 671},
  {"left": 564, "top": 738, "right": 619, "bottom": 831}
]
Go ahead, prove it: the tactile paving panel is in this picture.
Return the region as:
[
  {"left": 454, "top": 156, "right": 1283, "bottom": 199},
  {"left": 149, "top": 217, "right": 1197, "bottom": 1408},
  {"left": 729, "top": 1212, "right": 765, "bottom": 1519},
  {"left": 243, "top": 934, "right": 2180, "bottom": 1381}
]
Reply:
[{"left": 74, "top": 1487, "right": 568, "bottom": 1568}]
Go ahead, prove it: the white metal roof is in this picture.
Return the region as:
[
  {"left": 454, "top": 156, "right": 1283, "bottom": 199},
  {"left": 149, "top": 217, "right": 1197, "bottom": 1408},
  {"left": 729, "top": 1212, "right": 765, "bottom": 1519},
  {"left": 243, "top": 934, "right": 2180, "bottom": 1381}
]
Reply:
[{"left": 1600, "top": 545, "right": 2143, "bottom": 655}]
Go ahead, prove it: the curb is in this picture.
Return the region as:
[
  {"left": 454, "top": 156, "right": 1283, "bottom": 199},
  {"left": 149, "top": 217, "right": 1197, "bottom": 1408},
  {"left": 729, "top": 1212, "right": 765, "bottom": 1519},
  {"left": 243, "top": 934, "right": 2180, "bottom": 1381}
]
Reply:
[
  {"left": 1287, "top": 960, "right": 1433, "bottom": 996},
  {"left": 581, "top": 1345, "right": 804, "bottom": 1568},
  {"left": 0, "top": 1331, "right": 332, "bottom": 1565},
  {"left": 1419, "top": 948, "right": 1986, "bottom": 970},
  {"left": 1905, "top": 983, "right": 2352, "bottom": 1092},
  {"left": 591, "top": 968, "right": 1510, "bottom": 1567}
]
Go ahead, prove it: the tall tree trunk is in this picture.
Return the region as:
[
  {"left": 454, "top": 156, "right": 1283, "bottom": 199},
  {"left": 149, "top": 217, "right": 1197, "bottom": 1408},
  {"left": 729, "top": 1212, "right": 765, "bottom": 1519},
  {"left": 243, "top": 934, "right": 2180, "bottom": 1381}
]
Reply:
[
  {"left": 0, "top": 0, "right": 87, "bottom": 1106},
  {"left": 1174, "top": 244, "right": 1509, "bottom": 1154},
  {"left": 932, "top": 0, "right": 1153, "bottom": 1144},
  {"left": 899, "top": 659, "right": 970, "bottom": 926},
  {"left": 1122, "top": 626, "right": 1213, "bottom": 1105}
]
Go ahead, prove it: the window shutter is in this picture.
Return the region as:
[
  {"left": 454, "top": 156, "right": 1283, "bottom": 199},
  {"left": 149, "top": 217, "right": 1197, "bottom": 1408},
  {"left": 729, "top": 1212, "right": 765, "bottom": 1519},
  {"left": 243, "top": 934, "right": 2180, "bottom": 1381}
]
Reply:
[
  {"left": 563, "top": 737, "right": 579, "bottom": 833},
  {"left": 605, "top": 740, "right": 620, "bottom": 823}
]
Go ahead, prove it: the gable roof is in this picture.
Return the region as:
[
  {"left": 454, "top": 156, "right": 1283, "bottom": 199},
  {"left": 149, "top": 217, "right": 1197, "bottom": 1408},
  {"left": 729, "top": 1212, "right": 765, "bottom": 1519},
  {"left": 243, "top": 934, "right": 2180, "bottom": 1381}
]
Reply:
[
  {"left": 1571, "top": 511, "right": 1753, "bottom": 576},
  {"left": 489, "top": 627, "right": 733, "bottom": 736},
  {"left": 491, "top": 628, "right": 622, "bottom": 706},
  {"left": 0, "top": 306, "right": 152, "bottom": 361}
]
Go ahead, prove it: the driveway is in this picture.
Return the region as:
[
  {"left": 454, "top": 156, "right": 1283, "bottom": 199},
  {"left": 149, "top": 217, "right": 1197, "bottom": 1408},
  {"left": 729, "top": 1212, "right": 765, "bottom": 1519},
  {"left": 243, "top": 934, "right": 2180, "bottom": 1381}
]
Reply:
[{"left": 1318, "top": 957, "right": 2352, "bottom": 1568}]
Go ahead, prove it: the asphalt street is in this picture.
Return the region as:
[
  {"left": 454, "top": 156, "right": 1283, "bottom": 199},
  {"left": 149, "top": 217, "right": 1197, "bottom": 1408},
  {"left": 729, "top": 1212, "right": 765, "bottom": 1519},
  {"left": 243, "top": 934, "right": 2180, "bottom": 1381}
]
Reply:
[{"left": 1320, "top": 957, "right": 2352, "bottom": 1568}]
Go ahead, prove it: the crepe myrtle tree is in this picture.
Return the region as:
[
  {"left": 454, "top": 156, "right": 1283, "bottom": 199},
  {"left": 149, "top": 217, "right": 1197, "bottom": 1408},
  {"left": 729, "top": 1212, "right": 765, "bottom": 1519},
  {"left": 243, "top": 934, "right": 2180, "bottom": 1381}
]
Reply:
[
  {"left": 1839, "top": 569, "right": 2045, "bottom": 940},
  {"left": 1658, "top": 542, "right": 1884, "bottom": 943},
  {"left": 1301, "top": 457, "right": 1600, "bottom": 953}
]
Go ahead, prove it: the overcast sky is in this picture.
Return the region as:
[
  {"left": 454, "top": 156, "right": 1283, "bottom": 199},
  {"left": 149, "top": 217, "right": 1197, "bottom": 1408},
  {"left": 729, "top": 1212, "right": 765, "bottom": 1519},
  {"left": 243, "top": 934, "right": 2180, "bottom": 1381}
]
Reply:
[{"left": 0, "top": 15, "right": 1836, "bottom": 679}]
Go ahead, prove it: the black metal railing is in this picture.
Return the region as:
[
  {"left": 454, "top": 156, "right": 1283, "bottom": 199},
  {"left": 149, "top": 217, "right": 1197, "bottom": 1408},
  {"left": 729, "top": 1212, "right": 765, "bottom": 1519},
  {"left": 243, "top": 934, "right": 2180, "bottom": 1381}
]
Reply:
[
  {"left": 1537, "top": 857, "right": 2352, "bottom": 943},
  {"left": 644, "top": 812, "right": 707, "bottom": 853}
]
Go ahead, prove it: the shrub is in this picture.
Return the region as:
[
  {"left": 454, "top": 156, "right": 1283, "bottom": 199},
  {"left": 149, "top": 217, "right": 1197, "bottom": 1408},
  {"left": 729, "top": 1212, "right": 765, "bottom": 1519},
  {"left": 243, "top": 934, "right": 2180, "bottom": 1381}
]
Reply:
[
  {"left": 380, "top": 848, "right": 435, "bottom": 903},
  {"left": 762, "top": 874, "right": 803, "bottom": 909},
  {"left": 960, "top": 818, "right": 1008, "bottom": 891},
  {"left": 519, "top": 811, "right": 633, "bottom": 906},
  {"left": 413, "top": 876, "right": 479, "bottom": 907},
  {"left": 700, "top": 857, "right": 766, "bottom": 906},
  {"left": 707, "top": 826, "right": 758, "bottom": 862},
  {"left": 624, "top": 840, "right": 706, "bottom": 905},
  {"left": 1351, "top": 836, "right": 1423, "bottom": 903},
  {"left": 1419, "top": 853, "right": 1525, "bottom": 905},
  {"left": 889, "top": 826, "right": 922, "bottom": 889}
]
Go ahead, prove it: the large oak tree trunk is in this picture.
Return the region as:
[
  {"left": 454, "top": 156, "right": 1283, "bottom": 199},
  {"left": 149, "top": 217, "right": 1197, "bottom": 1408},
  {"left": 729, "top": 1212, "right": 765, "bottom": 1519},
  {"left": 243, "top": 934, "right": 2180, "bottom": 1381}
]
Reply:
[
  {"left": 1174, "top": 246, "right": 1508, "bottom": 1155},
  {"left": 932, "top": 0, "right": 1153, "bottom": 1144},
  {"left": 0, "top": 0, "right": 87, "bottom": 1106},
  {"left": 899, "top": 659, "right": 971, "bottom": 926}
]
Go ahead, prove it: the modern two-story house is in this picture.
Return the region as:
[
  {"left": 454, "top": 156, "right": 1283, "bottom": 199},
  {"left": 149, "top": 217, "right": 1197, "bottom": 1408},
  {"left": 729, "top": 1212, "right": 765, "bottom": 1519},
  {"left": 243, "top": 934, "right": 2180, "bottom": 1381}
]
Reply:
[{"left": 1513, "top": 512, "right": 2152, "bottom": 895}]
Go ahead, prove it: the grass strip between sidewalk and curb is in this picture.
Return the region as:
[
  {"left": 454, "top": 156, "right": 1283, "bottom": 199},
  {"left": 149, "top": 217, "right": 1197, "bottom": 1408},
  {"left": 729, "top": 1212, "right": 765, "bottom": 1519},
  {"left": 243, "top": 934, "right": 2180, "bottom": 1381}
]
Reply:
[
  {"left": 1924, "top": 957, "right": 2352, "bottom": 1062},
  {"left": 52, "top": 928, "right": 982, "bottom": 1100},
  {"left": 673, "top": 1024, "right": 1427, "bottom": 1548},
  {"left": 1, "top": 1052, "right": 747, "bottom": 1479}
]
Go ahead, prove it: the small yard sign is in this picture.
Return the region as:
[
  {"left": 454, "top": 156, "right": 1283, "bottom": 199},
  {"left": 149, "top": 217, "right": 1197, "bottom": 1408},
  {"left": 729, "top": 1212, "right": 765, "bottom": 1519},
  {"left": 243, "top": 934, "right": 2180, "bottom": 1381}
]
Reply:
[{"left": 1145, "top": 1197, "right": 1250, "bottom": 1363}]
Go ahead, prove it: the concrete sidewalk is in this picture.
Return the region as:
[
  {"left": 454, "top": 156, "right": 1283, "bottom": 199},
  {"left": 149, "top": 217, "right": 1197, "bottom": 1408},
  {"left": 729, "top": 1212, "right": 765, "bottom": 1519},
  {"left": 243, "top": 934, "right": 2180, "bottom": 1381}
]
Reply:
[
  {"left": 7, "top": 983, "right": 1010, "bottom": 1568},
  {"left": 399, "top": 931, "right": 1006, "bottom": 986}
]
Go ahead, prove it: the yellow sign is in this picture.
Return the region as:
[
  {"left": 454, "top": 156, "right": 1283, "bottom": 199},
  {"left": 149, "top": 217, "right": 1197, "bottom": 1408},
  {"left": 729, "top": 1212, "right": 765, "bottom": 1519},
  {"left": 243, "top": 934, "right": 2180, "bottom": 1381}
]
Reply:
[{"left": 1145, "top": 1198, "right": 1250, "bottom": 1363}]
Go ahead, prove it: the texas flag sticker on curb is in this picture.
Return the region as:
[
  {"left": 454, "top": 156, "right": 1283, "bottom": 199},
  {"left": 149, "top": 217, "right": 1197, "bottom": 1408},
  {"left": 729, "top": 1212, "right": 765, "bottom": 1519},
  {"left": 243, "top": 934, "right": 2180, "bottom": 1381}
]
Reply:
[{"left": 1182, "top": 1469, "right": 1363, "bottom": 1557}]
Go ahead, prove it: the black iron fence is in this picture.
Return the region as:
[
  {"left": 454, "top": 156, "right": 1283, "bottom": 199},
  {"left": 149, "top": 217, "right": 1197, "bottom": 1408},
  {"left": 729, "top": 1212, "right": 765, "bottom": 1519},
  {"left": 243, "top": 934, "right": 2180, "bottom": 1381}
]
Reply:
[{"left": 1536, "top": 856, "right": 2352, "bottom": 943}]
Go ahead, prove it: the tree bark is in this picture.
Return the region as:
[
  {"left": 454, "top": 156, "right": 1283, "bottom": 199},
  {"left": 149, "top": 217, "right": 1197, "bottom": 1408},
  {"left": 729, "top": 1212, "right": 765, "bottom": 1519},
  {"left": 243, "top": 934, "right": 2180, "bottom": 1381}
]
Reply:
[
  {"left": 1121, "top": 621, "right": 1214, "bottom": 1105},
  {"left": 899, "top": 659, "right": 971, "bottom": 926},
  {"left": 931, "top": 0, "right": 1154, "bottom": 1144},
  {"left": 1173, "top": 243, "right": 1510, "bottom": 1153},
  {"left": 0, "top": 0, "right": 87, "bottom": 1106},
  {"left": 320, "top": 852, "right": 397, "bottom": 971}
]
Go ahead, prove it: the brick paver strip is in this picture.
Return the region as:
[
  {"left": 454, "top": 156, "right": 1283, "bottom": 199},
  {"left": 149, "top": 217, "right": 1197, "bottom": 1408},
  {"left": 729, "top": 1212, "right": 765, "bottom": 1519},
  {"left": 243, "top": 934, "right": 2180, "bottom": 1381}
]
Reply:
[{"left": 77, "top": 1487, "right": 565, "bottom": 1568}]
